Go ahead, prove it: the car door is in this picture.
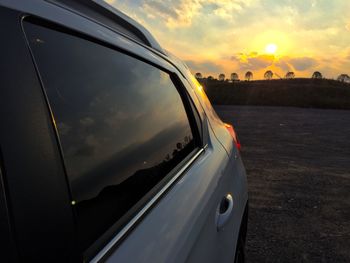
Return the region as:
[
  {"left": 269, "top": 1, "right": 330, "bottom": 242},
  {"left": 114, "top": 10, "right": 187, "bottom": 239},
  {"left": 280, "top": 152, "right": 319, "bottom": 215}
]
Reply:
[
  {"left": 22, "top": 15, "right": 245, "bottom": 263},
  {"left": 179, "top": 66, "right": 249, "bottom": 262}
]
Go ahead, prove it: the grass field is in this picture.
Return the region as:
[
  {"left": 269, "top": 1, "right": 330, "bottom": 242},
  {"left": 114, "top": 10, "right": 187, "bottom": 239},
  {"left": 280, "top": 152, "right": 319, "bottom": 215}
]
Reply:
[{"left": 201, "top": 78, "right": 350, "bottom": 110}]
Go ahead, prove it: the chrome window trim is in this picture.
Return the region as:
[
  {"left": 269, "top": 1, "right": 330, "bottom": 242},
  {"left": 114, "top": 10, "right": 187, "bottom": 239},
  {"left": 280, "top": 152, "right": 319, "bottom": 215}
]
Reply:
[{"left": 90, "top": 147, "right": 206, "bottom": 263}]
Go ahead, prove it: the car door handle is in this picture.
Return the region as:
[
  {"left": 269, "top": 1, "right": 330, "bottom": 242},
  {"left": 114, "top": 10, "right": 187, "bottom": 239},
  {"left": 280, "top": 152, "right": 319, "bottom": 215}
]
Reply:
[{"left": 216, "top": 194, "right": 234, "bottom": 231}]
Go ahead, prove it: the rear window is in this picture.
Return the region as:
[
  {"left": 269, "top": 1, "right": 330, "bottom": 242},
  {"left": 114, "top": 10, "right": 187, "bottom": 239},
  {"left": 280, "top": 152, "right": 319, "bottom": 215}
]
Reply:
[{"left": 24, "top": 21, "right": 197, "bottom": 251}]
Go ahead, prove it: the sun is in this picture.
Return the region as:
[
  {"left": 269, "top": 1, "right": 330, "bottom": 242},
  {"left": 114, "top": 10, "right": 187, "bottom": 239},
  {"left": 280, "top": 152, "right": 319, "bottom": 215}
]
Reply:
[{"left": 265, "top": 43, "right": 277, "bottom": 54}]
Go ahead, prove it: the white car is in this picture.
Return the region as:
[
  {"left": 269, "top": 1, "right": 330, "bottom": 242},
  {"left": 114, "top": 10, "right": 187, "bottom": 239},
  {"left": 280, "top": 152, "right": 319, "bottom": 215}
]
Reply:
[{"left": 0, "top": 0, "right": 248, "bottom": 262}]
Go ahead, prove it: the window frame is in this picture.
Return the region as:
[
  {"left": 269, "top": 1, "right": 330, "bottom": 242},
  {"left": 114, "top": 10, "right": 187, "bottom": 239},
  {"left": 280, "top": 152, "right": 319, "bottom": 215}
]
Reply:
[{"left": 22, "top": 16, "right": 206, "bottom": 261}]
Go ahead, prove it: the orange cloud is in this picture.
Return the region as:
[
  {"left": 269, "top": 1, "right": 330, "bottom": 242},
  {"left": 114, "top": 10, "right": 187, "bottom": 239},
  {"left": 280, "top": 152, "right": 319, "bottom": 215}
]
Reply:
[{"left": 232, "top": 53, "right": 275, "bottom": 70}]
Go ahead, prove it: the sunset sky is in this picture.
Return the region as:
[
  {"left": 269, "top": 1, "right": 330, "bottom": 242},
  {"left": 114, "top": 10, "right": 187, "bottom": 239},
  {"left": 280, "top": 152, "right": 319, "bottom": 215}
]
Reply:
[{"left": 105, "top": 0, "right": 350, "bottom": 80}]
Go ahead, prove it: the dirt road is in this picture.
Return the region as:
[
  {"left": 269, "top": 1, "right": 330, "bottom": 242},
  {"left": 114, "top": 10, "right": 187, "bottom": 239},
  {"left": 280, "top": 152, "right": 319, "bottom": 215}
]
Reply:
[{"left": 215, "top": 105, "right": 350, "bottom": 262}]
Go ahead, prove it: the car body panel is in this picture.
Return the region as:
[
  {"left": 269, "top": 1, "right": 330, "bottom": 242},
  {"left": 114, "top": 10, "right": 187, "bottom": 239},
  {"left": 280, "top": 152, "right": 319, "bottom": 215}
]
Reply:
[
  {"left": 0, "top": 166, "right": 17, "bottom": 262},
  {"left": 104, "top": 120, "right": 241, "bottom": 263}
]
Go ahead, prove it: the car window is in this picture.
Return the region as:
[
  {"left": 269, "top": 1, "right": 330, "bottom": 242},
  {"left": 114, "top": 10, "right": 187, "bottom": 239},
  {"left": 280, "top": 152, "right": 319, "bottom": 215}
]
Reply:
[{"left": 24, "top": 21, "right": 197, "bottom": 252}]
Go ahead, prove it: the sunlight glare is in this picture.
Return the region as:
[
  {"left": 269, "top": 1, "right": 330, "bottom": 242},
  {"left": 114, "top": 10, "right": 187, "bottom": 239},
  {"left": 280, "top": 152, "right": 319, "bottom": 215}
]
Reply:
[{"left": 265, "top": 43, "right": 277, "bottom": 54}]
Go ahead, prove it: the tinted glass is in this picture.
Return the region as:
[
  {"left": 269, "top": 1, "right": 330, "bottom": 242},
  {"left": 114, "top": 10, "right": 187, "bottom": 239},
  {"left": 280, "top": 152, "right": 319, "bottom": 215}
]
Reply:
[{"left": 25, "top": 22, "right": 196, "bottom": 250}]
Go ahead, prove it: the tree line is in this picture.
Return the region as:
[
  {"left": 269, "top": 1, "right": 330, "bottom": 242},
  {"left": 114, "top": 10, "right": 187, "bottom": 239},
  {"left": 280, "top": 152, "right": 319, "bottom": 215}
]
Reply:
[{"left": 195, "top": 71, "right": 350, "bottom": 82}]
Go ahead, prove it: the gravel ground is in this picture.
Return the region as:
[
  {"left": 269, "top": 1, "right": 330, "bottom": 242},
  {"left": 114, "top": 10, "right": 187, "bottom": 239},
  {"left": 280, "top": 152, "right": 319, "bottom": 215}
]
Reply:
[{"left": 215, "top": 105, "right": 350, "bottom": 263}]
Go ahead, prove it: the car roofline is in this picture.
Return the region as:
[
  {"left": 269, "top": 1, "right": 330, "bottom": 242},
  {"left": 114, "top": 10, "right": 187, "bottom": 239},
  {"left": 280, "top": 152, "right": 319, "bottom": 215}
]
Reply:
[
  {"left": 45, "top": 0, "right": 165, "bottom": 54},
  {"left": 91, "top": 0, "right": 164, "bottom": 54}
]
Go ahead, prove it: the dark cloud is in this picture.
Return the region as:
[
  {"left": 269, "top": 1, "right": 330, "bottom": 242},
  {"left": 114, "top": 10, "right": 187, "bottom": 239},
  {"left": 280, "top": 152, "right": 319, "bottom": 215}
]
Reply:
[
  {"left": 288, "top": 57, "right": 318, "bottom": 71},
  {"left": 143, "top": 0, "right": 180, "bottom": 20},
  {"left": 274, "top": 59, "right": 292, "bottom": 72},
  {"left": 232, "top": 54, "right": 274, "bottom": 70},
  {"left": 201, "top": 3, "right": 220, "bottom": 12},
  {"left": 247, "top": 55, "right": 274, "bottom": 69},
  {"left": 230, "top": 55, "right": 240, "bottom": 62},
  {"left": 185, "top": 60, "right": 224, "bottom": 74}
]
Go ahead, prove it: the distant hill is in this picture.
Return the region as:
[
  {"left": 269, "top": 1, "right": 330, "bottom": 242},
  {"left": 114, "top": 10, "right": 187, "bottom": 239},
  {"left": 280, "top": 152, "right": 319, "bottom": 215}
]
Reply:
[{"left": 200, "top": 78, "right": 350, "bottom": 110}]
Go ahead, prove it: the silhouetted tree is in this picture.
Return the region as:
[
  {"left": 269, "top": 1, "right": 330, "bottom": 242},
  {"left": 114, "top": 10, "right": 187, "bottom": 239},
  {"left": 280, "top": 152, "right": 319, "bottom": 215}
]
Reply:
[
  {"left": 195, "top": 72, "right": 203, "bottom": 79},
  {"left": 230, "top": 73, "right": 239, "bottom": 81},
  {"left": 245, "top": 71, "right": 253, "bottom": 81},
  {"left": 264, "top": 70, "right": 273, "bottom": 80},
  {"left": 219, "top": 73, "right": 225, "bottom": 81},
  {"left": 312, "top": 71, "right": 322, "bottom": 79},
  {"left": 165, "top": 154, "right": 170, "bottom": 161},
  {"left": 285, "top": 71, "right": 295, "bottom": 79},
  {"left": 176, "top": 142, "right": 183, "bottom": 150},
  {"left": 337, "top": 74, "right": 350, "bottom": 82}
]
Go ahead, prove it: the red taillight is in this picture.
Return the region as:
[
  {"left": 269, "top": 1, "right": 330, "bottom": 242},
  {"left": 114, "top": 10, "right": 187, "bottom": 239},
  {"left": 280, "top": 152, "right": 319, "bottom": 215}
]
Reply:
[{"left": 224, "top": 123, "right": 241, "bottom": 151}]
